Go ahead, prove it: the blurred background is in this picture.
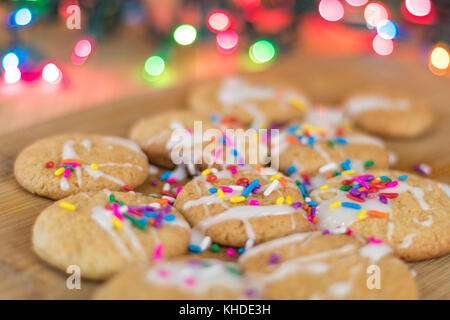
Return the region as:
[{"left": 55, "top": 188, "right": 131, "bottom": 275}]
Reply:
[{"left": 0, "top": 0, "right": 449, "bottom": 134}]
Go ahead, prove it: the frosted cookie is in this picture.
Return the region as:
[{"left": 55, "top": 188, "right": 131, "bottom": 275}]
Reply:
[
  {"left": 239, "top": 232, "right": 418, "bottom": 300},
  {"left": 310, "top": 170, "right": 450, "bottom": 261},
  {"left": 93, "top": 258, "right": 258, "bottom": 300},
  {"left": 129, "top": 110, "right": 219, "bottom": 169},
  {"left": 189, "top": 76, "right": 310, "bottom": 128},
  {"left": 343, "top": 90, "right": 433, "bottom": 138},
  {"left": 32, "top": 191, "right": 191, "bottom": 280},
  {"left": 15, "top": 134, "right": 149, "bottom": 200},
  {"left": 174, "top": 167, "right": 310, "bottom": 248},
  {"left": 271, "top": 122, "right": 389, "bottom": 178},
  {"left": 130, "top": 110, "right": 270, "bottom": 171}
]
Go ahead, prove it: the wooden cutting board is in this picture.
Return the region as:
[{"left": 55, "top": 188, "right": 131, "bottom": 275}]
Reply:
[{"left": 0, "top": 54, "right": 449, "bottom": 299}]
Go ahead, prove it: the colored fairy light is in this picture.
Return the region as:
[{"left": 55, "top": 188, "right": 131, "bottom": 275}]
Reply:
[
  {"left": 364, "top": 2, "right": 389, "bottom": 27},
  {"left": 173, "top": 24, "right": 197, "bottom": 46},
  {"left": 14, "top": 8, "right": 32, "bottom": 26},
  {"left": 345, "top": 0, "right": 368, "bottom": 6},
  {"left": 372, "top": 35, "right": 394, "bottom": 56},
  {"left": 144, "top": 56, "right": 165, "bottom": 76},
  {"left": 207, "top": 11, "right": 231, "bottom": 32},
  {"left": 430, "top": 47, "right": 449, "bottom": 70},
  {"left": 249, "top": 40, "right": 276, "bottom": 64},
  {"left": 216, "top": 30, "right": 239, "bottom": 54},
  {"left": 72, "top": 39, "right": 94, "bottom": 65},
  {"left": 318, "top": 0, "right": 344, "bottom": 22},
  {"left": 376, "top": 20, "right": 398, "bottom": 40},
  {"left": 4, "top": 67, "right": 21, "bottom": 84},
  {"left": 405, "top": 0, "right": 431, "bottom": 17},
  {"left": 2, "top": 52, "right": 19, "bottom": 70},
  {"left": 74, "top": 39, "right": 92, "bottom": 58},
  {"left": 42, "top": 63, "right": 62, "bottom": 84}
]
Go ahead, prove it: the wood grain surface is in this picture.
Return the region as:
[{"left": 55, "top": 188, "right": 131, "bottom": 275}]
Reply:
[{"left": 0, "top": 54, "right": 449, "bottom": 299}]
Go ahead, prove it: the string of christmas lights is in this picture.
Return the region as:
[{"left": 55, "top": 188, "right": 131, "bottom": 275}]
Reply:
[{"left": 1, "top": 0, "right": 449, "bottom": 86}]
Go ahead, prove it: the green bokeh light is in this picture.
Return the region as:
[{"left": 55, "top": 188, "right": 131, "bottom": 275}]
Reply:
[
  {"left": 173, "top": 24, "right": 197, "bottom": 46},
  {"left": 144, "top": 56, "right": 165, "bottom": 76},
  {"left": 249, "top": 40, "right": 276, "bottom": 64}
]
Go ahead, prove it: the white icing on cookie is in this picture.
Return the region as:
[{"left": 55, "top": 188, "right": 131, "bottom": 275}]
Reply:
[
  {"left": 197, "top": 205, "right": 297, "bottom": 240},
  {"left": 217, "top": 77, "right": 308, "bottom": 128},
  {"left": 345, "top": 95, "right": 410, "bottom": 116},
  {"left": 253, "top": 244, "right": 357, "bottom": 283},
  {"left": 83, "top": 165, "right": 127, "bottom": 186},
  {"left": 58, "top": 138, "right": 145, "bottom": 191},
  {"left": 145, "top": 259, "right": 245, "bottom": 293},
  {"left": 81, "top": 139, "right": 91, "bottom": 150},
  {"left": 97, "top": 162, "right": 143, "bottom": 171},
  {"left": 179, "top": 170, "right": 303, "bottom": 242},
  {"left": 398, "top": 233, "right": 415, "bottom": 249},
  {"left": 413, "top": 215, "right": 433, "bottom": 227},
  {"left": 303, "top": 107, "right": 345, "bottom": 128},
  {"left": 359, "top": 243, "right": 392, "bottom": 262},
  {"left": 149, "top": 165, "right": 159, "bottom": 175},
  {"left": 105, "top": 136, "right": 146, "bottom": 157},
  {"left": 239, "top": 232, "right": 314, "bottom": 263},
  {"left": 311, "top": 179, "right": 432, "bottom": 231},
  {"left": 328, "top": 281, "right": 352, "bottom": 298},
  {"left": 92, "top": 205, "right": 132, "bottom": 258}
]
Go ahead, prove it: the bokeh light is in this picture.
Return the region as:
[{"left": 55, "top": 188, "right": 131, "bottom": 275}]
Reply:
[
  {"left": 405, "top": 0, "right": 431, "bottom": 17},
  {"left": 430, "top": 47, "right": 449, "bottom": 70},
  {"left": 318, "top": 0, "right": 344, "bottom": 22},
  {"left": 42, "top": 63, "right": 62, "bottom": 84},
  {"left": 4, "top": 67, "right": 21, "bottom": 84},
  {"left": 144, "top": 56, "right": 165, "bottom": 76},
  {"left": 173, "top": 24, "right": 197, "bottom": 46},
  {"left": 345, "top": 0, "right": 368, "bottom": 6},
  {"left": 249, "top": 40, "right": 276, "bottom": 64},
  {"left": 216, "top": 30, "right": 239, "bottom": 54},
  {"left": 372, "top": 35, "right": 394, "bottom": 56},
  {"left": 207, "top": 11, "right": 231, "bottom": 32},
  {"left": 2, "top": 53, "right": 19, "bottom": 70},
  {"left": 72, "top": 39, "right": 94, "bottom": 65},
  {"left": 364, "top": 2, "right": 389, "bottom": 27},
  {"left": 74, "top": 39, "right": 93, "bottom": 58},
  {"left": 14, "top": 8, "right": 32, "bottom": 26},
  {"left": 376, "top": 20, "right": 398, "bottom": 40}
]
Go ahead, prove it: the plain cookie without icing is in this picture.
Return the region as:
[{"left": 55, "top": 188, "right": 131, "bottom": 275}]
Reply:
[
  {"left": 14, "top": 134, "right": 149, "bottom": 200},
  {"left": 93, "top": 258, "right": 256, "bottom": 300},
  {"left": 174, "top": 167, "right": 310, "bottom": 248},
  {"left": 343, "top": 90, "right": 433, "bottom": 138},
  {"left": 239, "top": 232, "right": 418, "bottom": 300},
  {"left": 310, "top": 170, "right": 450, "bottom": 261},
  {"left": 32, "top": 191, "right": 191, "bottom": 280}
]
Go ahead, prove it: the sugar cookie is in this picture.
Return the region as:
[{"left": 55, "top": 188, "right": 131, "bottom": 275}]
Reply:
[
  {"left": 343, "top": 90, "right": 433, "bottom": 138},
  {"left": 15, "top": 134, "right": 149, "bottom": 199},
  {"left": 189, "top": 76, "right": 310, "bottom": 128},
  {"left": 93, "top": 258, "right": 257, "bottom": 300},
  {"left": 239, "top": 232, "right": 418, "bottom": 299},
  {"left": 310, "top": 170, "right": 450, "bottom": 261},
  {"left": 32, "top": 191, "right": 191, "bottom": 279},
  {"left": 174, "top": 167, "right": 310, "bottom": 248}
]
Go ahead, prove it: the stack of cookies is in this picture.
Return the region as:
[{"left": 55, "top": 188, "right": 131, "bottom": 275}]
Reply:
[{"left": 14, "top": 76, "right": 449, "bottom": 300}]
